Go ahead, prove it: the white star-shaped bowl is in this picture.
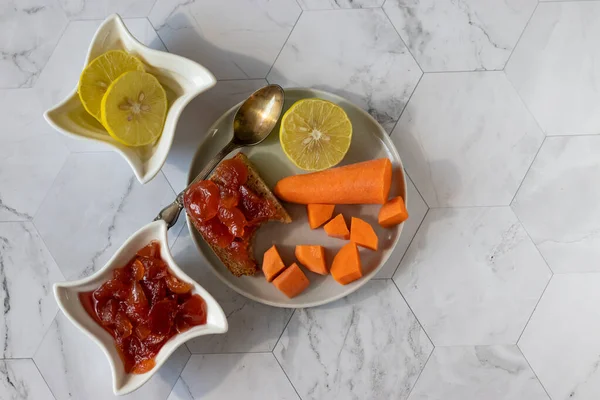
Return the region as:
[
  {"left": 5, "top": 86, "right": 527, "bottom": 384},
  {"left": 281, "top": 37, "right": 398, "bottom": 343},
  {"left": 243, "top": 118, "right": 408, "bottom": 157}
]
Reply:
[
  {"left": 54, "top": 220, "right": 228, "bottom": 395},
  {"left": 44, "top": 14, "right": 216, "bottom": 184}
]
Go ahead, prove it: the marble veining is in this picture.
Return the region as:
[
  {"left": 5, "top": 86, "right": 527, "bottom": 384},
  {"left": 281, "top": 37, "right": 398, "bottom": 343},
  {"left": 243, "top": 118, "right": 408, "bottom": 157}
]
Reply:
[
  {"left": 384, "top": 0, "right": 537, "bottom": 72},
  {"left": 394, "top": 207, "right": 550, "bottom": 346},
  {"left": 392, "top": 72, "right": 544, "bottom": 207},
  {"left": 34, "top": 312, "right": 190, "bottom": 400},
  {"left": 275, "top": 280, "right": 433, "bottom": 400},
  {"left": 33, "top": 153, "right": 184, "bottom": 280},
  {"left": 297, "top": 0, "right": 384, "bottom": 10},
  {"left": 267, "top": 8, "right": 422, "bottom": 132},
  {"left": 0, "top": 360, "right": 55, "bottom": 400},
  {"left": 1, "top": 0, "right": 600, "bottom": 398},
  {"left": 149, "top": 0, "right": 301, "bottom": 80},
  {"left": 505, "top": 1, "right": 600, "bottom": 135},
  {"left": 57, "top": 0, "right": 158, "bottom": 19},
  {"left": 0, "top": 0, "right": 67, "bottom": 89},
  {"left": 512, "top": 136, "right": 600, "bottom": 273},
  {"left": 0, "top": 222, "right": 64, "bottom": 358},
  {"left": 169, "top": 353, "right": 300, "bottom": 400},
  {"left": 408, "top": 345, "right": 549, "bottom": 400},
  {"left": 519, "top": 274, "right": 600, "bottom": 400},
  {"left": 0, "top": 89, "right": 69, "bottom": 221}
]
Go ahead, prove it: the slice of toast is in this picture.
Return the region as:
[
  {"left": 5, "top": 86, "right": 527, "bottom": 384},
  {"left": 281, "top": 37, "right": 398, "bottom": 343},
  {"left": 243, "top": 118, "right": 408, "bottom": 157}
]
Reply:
[{"left": 192, "top": 153, "right": 291, "bottom": 277}]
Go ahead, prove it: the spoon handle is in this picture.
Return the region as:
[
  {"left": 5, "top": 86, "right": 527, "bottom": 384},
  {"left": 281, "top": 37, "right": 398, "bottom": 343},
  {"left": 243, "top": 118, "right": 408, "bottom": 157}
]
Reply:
[{"left": 154, "top": 139, "right": 240, "bottom": 229}]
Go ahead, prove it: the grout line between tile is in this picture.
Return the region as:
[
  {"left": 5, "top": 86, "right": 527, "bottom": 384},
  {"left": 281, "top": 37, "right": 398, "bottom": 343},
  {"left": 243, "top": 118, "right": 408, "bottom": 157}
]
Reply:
[
  {"left": 272, "top": 309, "right": 296, "bottom": 353},
  {"left": 516, "top": 275, "right": 552, "bottom": 345},
  {"left": 509, "top": 135, "right": 547, "bottom": 208},
  {"left": 264, "top": 10, "right": 303, "bottom": 80},
  {"left": 146, "top": 16, "right": 169, "bottom": 50},
  {"left": 30, "top": 19, "right": 70, "bottom": 90},
  {"left": 273, "top": 353, "right": 303, "bottom": 400},
  {"left": 516, "top": 343, "right": 553, "bottom": 400},
  {"left": 381, "top": 6, "right": 424, "bottom": 77},
  {"left": 31, "top": 153, "right": 71, "bottom": 222},
  {"left": 391, "top": 278, "right": 435, "bottom": 348},
  {"left": 387, "top": 71, "right": 424, "bottom": 139},
  {"left": 32, "top": 357, "right": 59, "bottom": 400},
  {"left": 389, "top": 206, "right": 429, "bottom": 279},
  {"left": 503, "top": 1, "right": 539, "bottom": 70}
]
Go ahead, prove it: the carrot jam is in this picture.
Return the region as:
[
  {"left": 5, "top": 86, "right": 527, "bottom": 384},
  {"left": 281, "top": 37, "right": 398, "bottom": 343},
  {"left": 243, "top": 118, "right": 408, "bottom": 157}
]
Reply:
[
  {"left": 184, "top": 157, "right": 277, "bottom": 270},
  {"left": 79, "top": 241, "right": 207, "bottom": 374}
]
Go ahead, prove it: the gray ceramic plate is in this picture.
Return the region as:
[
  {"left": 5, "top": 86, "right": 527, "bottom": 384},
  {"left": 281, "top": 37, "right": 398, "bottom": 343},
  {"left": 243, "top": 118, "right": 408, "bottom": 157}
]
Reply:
[{"left": 187, "top": 88, "right": 406, "bottom": 308}]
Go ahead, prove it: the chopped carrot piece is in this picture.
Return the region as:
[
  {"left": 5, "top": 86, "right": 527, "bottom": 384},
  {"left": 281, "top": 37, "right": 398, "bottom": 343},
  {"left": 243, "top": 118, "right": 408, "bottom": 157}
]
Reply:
[
  {"left": 272, "top": 263, "right": 310, "bottom": 298},
  {"left": 331, "top": 242, "right": 362, "bottom": 285},
  {"left": 295, "top": 245, "right": 328, "bottom": 275},
  {"left": 350, "top": 217, "right": 378, "bottom": 251},
  {"left": 262, "top": 245, "right": 286, "bottom": 282},
  {"left": 378, "top": 196, "right": 409, "bottom": 228},
  {"left": 324, "top": 214, "right": 349, "bottom": 240},
  {"left": 307, "top": 204, "right": 335, "bottom": 229},
  {"left": 275, "top": 158, "right": 393, "bottom": 204}
]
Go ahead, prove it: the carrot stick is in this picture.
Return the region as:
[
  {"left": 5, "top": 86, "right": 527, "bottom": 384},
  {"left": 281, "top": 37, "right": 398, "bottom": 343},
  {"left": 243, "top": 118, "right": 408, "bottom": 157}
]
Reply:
[{"left": 274, "top": 159, "right": 392, "bottom": 204}]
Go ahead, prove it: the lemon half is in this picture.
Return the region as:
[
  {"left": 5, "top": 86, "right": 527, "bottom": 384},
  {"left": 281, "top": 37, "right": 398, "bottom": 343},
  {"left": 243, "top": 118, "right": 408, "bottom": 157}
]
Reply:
[
  {"left": 78, "top": 50, "right": 145, "bottom": 122},
  {"left": 100, "top": 71, "right": 167, "bottom": 147},
  {"left": 280, "top": 98, "right": 352, "bottom": 171}
]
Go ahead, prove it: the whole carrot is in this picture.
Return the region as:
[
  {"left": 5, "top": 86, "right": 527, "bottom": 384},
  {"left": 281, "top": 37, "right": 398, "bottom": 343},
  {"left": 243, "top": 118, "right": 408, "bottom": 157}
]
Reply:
[{"left": 274, "top": 158, "right": 392, "bottom": 204}]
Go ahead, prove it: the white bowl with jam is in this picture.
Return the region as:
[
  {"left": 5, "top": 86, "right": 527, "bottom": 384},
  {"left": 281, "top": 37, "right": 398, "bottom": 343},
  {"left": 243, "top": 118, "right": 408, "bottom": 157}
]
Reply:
[{"left": 54, "top": 220, "right": 227, "bottom": 395}]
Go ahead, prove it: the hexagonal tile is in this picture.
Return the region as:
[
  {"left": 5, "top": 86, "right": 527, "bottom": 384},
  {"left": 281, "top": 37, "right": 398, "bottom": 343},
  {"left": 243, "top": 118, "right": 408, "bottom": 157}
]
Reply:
[
  {"left": 297, "top": 0, "right": 383, "bottom": 10},
  {"left": 506, "top": 2, "right": 600, "bottom": 136},
  {"left": 0, "top": 89, "right": 69, "bottom": 221},
  {"left": 170, "top": 228, "right": 293, "bottom": 353},
  {"left": 274, "top": 280, "right": 432, "bottom": 400},
  {"left": 392, "top": 72, "right": 544, "bottom": 207},
  {"left": 513, "top": 136, "right": 600, "bottom": 273},
  {"left": 519, "top": 274, "right": 600, "bottom": 400},
  {"left": 57, "top": 0, "right": 158, "bottom": 19},
  {"left": 149, "top": 0, "right": 301, "bottom": 80},
  {"left": 0, "top": 0, "right": 67, "bottom": 88},
  {"left": 33, "top": 153, "right": 183, "bottom": 280},
  {"left": 383, "top": 0, "right": 536, "bottom": 72},
  {"left": 408, "top": 346, "right": 549, "bottom": 400},
  {"left": 267, "top": 8, "right": 422, "bottom": 132},
  {"left": 394, "top": 207, "right": 551, "bottom": 346},
  {"left": 34, "top": 312, "right": 190, "bottom": 400},
  {"left": 162, "top": 79, "right": 268, "bottom": 193},
  {"left": 0, "top": 359, "right": 55, "bottom": 400},
  {"left": 0, "top": 222, "right": 63, "bottom": 358},
  {"left": 375, "top": 175, "right": 428, "bottom": 279},
  {"left": 35, "top": 18, "right": 166, "bottom": 152},
  {"left": 167, "top": 353, "right": 300, "bottom": 400}
]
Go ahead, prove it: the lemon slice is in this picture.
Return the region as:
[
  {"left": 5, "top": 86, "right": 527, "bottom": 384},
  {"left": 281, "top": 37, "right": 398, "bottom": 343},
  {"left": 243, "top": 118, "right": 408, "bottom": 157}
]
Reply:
[
  {"left": 78, "top": 50, "right": 145, "bottom": 122},
  {"left": 280, "top": 98, "right": 352, "bottom": 171},
  {"left": 100, "top": 71, "right": 167, "bottom": 147}
]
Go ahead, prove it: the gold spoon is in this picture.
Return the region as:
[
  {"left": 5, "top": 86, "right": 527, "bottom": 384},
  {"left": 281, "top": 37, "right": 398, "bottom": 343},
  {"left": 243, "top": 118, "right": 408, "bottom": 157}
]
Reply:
[{"left": 155, "top": 84, "right": 285, "bottom": 228}]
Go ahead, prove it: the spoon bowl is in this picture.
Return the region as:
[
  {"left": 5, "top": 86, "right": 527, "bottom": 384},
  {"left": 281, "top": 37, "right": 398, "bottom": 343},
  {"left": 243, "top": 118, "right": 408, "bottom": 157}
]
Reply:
[
  {"left": 232, "top": 84, "right": 285, "bottom": 145},
  {"left": 155, "top": 84, "right": 285, "bottom": 228}
]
